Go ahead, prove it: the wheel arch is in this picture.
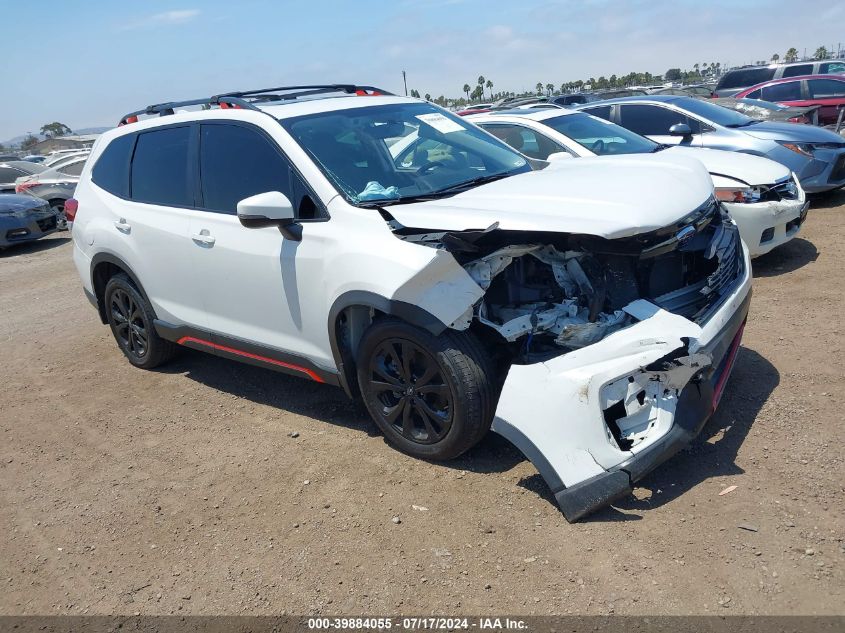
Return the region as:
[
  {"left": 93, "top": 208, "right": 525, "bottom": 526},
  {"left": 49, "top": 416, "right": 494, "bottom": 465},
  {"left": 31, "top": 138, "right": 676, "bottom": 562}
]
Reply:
[
  {"left": 90, "top": 252, "right": 154, "bottom": 325},
  {"left": 327, "top": 290, "right": 449, "bottom": 398}
]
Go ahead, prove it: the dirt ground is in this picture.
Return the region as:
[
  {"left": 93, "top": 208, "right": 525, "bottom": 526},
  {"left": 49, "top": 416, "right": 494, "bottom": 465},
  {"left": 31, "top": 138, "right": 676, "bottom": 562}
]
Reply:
[{"left": 1, "top": 192, "right": 843, "bottom": 617}]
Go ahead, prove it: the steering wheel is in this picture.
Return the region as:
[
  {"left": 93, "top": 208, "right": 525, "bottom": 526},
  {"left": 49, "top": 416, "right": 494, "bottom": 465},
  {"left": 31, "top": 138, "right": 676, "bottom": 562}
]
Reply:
[
  {"left": 591, "top": 139, "right": 606, "bottom": 154},
  {"left": 416, "top": 160, "right": 450, "bottom": 175}
]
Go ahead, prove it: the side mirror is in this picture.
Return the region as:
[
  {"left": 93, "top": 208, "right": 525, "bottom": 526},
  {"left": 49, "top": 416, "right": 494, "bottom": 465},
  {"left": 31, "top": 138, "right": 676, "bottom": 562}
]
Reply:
[
  {"left": 546, "top": 151, "right": 573, "bottom": 162},
  {"left": 237, "top": 191, "right": 301, "bottom": 241},
  {"left": 669, "top": 123, "right": 693, "bottom": 138}
]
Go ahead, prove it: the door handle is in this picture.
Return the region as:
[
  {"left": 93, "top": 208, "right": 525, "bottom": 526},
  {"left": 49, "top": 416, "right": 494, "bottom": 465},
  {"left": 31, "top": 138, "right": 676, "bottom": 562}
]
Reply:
[
  {"left": 191, "top": 231, "right": 216, "bottom": 246},
  {"left": 114, "top": 219, "right": 131, "bottom": 233}
]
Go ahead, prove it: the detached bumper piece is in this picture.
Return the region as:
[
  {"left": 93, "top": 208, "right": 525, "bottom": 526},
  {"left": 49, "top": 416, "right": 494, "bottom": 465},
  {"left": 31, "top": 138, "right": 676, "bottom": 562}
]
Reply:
[{"left": 556, "top": 314, "right": 746, "bottom": 522}]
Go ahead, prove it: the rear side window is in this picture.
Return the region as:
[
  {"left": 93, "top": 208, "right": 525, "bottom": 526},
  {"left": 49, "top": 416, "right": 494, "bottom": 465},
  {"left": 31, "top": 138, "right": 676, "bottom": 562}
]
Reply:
[
  {"left": 808, "top": 79, "right": 845, "bottom": 98},
  {"left": 59, "top": 161, "right": 85, "bottom": 177},
  {"left": 479, "top": 124, "right": 567, "bottom": 160},
  {"left": 0, "top": 167, "right": 24, "bottom": 182},
  {"left": 619, "top": 105, "right": 689, "bottom": 135},
  {"left": 761, "top": 81, "right": 802, "bottom": 101},
  {"left": 820, "top": 62, "right": 845, "bottom": 75},
  {"left": 782, "top": 64, "right": 813, "bottom": 78},
  {"left": 92, "top": 134, "right": 134, "bottom": 197},
  {"left": 199, "top": 124, "right": 294, "bottom": 215},
  {"left": 131, "top": 126, "right": 191, "bottom": 207},
  {"left": 717, "top": 67, "right": 775, "bottom": 90}
]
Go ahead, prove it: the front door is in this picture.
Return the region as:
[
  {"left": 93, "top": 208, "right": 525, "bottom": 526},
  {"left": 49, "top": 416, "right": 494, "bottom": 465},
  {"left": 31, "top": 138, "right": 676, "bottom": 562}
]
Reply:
[{"left": 187, "top": 121, "right": 333, "bottom": 367}]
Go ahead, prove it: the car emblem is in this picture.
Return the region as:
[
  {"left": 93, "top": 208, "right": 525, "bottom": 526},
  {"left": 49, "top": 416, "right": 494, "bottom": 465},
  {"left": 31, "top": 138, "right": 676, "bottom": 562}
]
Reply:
[{"left": 676, "top": 225, "right": 696, "bottom": 245}]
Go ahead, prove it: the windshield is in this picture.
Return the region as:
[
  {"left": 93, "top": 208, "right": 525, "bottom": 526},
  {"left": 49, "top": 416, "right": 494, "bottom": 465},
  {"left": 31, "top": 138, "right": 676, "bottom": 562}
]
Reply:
[
  {"left": 675, "top": 97, "right": 756, "bottom": 127},
  {"left": 541, "top": 112, "right": 659, "bottom": 155},
  {"left": 281, "top": 103, "right": 529, "bottom": 205}
]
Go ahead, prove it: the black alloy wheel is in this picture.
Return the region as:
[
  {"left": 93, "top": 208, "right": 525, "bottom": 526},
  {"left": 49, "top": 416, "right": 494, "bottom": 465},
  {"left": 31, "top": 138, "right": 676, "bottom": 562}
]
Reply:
[
  {"left": 367, "top": 338, "right": 453, "bottom": 444},
  {"left": 109, "top": 287, "right": 148, "bottom": 360}
]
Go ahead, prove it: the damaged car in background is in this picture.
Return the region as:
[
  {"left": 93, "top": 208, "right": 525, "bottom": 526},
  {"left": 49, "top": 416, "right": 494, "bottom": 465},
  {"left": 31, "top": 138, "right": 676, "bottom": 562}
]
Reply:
[
  {"left": 466, "top": 108, "right": 809, "bottom": 258},
  {"left": 72, "top": 89, "right": 751, "bottom": 521}
]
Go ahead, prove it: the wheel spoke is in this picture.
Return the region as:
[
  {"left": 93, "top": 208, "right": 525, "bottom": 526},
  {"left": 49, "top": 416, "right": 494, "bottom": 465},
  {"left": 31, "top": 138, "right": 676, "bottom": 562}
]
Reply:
[
  {"left": 373, "top": 365, "right": 402, "bottom": 387},
  {"left": 417, "top": 383, "right": 449, "bottom": 396},
  {"left": 400, "top": 342, "right": 413, "bottom": 381},
  {"left": 415, "top": 361, "right": 439, "bottom": 387},
  {"left": 383, "top": 399, "right": 405, "bottom": 424},
  {"left": 370, "top": 380, "right": 401, "bottom": 395},
  {"left": 401, "top": 400, "right": 414, "bottom": 437},
  {"left": 414, "top": 400, "right": 441, "bottom": 439}
]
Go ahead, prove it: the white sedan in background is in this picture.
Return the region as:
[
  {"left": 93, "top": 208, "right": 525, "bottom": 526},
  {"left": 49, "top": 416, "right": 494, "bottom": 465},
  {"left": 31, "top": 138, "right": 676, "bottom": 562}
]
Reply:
[{"left": 464, "top": 108, "right": 808, "bottom": 258}]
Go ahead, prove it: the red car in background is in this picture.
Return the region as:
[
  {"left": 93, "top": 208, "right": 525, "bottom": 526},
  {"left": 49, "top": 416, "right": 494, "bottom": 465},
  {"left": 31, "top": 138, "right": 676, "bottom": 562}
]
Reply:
[{"left": 736, "top": 75, "right": 845, "bottom": 125}]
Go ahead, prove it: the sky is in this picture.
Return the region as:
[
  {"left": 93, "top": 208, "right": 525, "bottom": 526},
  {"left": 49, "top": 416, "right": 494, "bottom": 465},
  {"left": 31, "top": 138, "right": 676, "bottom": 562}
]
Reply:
[{"left": 1, "top": 0, "right": 844, "bottom": 141}]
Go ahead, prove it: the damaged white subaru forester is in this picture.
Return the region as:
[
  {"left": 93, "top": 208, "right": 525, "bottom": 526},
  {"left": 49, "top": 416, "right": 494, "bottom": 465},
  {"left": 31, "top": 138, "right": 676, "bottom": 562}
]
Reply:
[{"left": 69, "top": 85, "right": 752, "bottom": 521}]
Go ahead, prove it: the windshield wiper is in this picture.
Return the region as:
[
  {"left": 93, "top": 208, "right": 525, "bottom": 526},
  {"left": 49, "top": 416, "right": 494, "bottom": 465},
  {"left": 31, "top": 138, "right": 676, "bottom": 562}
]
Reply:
[
  {"left": 358, "top": 171, "right": 517, "bottom": 207},
  {"left": 430, "top": 171, "right": 516, "bottom": 195}
]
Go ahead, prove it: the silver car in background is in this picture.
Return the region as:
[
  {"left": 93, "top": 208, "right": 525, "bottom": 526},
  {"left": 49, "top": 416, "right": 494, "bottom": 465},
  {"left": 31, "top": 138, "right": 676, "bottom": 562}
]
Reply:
[{"left": 578, "top": 96, "right": 845, "bottom": 192}]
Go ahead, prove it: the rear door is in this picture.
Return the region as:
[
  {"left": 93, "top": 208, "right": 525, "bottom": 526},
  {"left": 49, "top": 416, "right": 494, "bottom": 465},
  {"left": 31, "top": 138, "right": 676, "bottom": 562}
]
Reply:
[
  {"left": 806, "top": 78, "right": 845, "bottom": 124},
  {"left": 99, "top": 125, "right": 207, "bottom": 328}
]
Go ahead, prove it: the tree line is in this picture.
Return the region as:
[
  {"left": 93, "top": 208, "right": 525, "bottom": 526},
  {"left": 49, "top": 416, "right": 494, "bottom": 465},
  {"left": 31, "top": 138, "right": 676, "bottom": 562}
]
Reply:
[{"left": 406, "top": 45, "right": 840, "bottom": 106}]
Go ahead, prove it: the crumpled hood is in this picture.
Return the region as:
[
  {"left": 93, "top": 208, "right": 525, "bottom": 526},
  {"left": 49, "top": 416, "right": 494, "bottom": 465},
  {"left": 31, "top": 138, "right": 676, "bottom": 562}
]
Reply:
[
  {"left": 663, "top": 146, "right": 788, "bottom": 186},
  {"left": 386, "top": 154, "right": 713, "bottom": 239},
  {"left": 0, "top": 194, "right": 49, "bottom": 215},
  {"left": 741, "top": 121, "right": 845, "bottom": 143}
]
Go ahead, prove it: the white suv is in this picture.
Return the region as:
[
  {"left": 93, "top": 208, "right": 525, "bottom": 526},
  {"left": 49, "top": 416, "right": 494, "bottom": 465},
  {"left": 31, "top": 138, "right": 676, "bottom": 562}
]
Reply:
[{"left": 69, "top": 85, "right": 752, "bottom": 521}]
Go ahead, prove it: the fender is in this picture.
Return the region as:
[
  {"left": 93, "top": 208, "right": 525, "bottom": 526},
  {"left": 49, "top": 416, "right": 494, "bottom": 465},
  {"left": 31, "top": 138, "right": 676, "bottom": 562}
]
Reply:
[
  {"left": 89, "top": 252, "right": 154, "bottom": 324},
  {"left": 327, "top": 290, "right": 448, "bottom": 397}
]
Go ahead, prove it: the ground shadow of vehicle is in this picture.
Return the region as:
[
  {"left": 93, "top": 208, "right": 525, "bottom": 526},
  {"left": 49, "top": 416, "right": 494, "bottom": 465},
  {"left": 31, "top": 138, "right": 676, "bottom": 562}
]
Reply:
[
  {"left": 752, "top": 237, "right": 818, "bottom": 277},
  {"left": 808, "top": 188, "right": 845, "bottom": 210},
  {"left": 159, "top": 348, "right": 377, "bottom": 437},
  {"left": 590, "top": 346, "right": 779, "bottom": 521},
  {"left": 0, "top": 236, "right": 70, "bottom": 257},
  {"left": 163, "top": 348, "right": 528, "bottom": 474}
]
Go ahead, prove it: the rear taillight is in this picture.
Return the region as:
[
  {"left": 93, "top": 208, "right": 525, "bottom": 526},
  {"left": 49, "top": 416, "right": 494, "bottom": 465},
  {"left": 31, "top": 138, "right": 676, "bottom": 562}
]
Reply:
[
  {"left": 64, "top": 198, "right": 79, "bottom": 223},
  {"left": 15, "top": 181, "right": 39, "bottom": 194}
]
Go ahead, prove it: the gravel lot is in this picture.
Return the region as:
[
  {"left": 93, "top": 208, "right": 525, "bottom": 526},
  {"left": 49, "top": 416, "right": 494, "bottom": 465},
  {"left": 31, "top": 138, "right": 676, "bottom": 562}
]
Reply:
[{"left": 1, "top": 192, "right": 843, "bottom": 616}]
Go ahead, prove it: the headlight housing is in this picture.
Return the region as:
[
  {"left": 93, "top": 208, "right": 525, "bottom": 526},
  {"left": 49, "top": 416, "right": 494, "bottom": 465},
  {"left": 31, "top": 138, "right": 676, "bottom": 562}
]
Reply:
[
  {"left": 777, "top": 141, "right": 815, "bottom": 158},
  {"left": 714, "top": 187, "right": 761, "bottom": 203}
]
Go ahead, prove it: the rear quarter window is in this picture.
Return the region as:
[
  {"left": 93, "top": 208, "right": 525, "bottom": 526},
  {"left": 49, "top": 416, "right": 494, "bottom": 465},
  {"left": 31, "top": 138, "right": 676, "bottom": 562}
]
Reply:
[
  {"left": 92, "top": 134, "right": 134, "bottom": 197},
  {"left": 781, "top": 64, "right": 813, "bottom": 78}
]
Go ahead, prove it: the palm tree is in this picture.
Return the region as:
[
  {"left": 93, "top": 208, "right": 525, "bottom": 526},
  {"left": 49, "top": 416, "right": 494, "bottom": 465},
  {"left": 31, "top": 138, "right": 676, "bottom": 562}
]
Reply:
[
  {"left": 545, "top": 83, "right": 554, "bottom": 96},
  {"left": 771, "top": 53, "right": 780, "bottom": 63},
  {"left": 485, "top": 79, "right": 493, "bottom": 97},
  {"left": 535, "top": 82, "right": 543, "bottom": 95},
  {"left": 477, "top": 75, "right": 486, "bottom": 98},
  {"left": 785, "top": 47, "right": 798, "bottom": 62},
  {"left": 814, "top": 46, "right": 828, "bottom": 60},
  {"left": 463, "top": 84, "right": 471, "bottom": 100},
  {"left": 424, "top": 93, "right": 431, "bottom": 101}
]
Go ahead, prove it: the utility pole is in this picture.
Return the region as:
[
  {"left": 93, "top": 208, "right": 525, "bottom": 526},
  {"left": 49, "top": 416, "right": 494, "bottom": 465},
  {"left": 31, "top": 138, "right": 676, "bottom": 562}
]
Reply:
[{"left": 402, "top": 71, "right": 408, "bottom": 96}]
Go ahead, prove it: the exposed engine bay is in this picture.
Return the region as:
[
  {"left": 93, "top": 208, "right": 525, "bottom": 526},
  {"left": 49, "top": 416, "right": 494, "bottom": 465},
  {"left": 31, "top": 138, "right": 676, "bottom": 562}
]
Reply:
[{"left": 390, "top": 197, "right": 743, "bottom": 363}]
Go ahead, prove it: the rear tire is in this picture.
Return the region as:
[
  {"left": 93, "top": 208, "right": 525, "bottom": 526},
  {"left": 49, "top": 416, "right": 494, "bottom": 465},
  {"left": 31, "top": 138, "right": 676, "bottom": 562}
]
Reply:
[
  {"left": 104, "top": 273, "right": 176, "bottom": 369},
  {"left": 356, "top": 318, "right": 496, "bottom": 460}
]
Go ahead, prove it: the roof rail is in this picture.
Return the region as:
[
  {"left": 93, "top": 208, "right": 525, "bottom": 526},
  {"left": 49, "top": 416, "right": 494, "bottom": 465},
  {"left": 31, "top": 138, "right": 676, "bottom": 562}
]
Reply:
[{"left": 118, "top": 84, "right": 393, "bottom": 126}]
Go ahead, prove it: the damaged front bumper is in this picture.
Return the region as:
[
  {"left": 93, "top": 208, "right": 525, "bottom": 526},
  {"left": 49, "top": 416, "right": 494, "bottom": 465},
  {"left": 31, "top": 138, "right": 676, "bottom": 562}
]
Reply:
[
  {"left": 491, "top": 244, "right": 752, "bottom": 522},
  {"left": 724, "top": 177, "right": 808, "bottom": 258}
]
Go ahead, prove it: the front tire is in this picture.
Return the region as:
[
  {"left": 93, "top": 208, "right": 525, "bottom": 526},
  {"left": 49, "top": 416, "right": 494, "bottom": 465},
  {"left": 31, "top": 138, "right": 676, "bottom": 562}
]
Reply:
[
  {"left": 104, "top": 273, "right": 176, "bottom": 369},
  {"left": 356, "top": 318, "right": 496, "bottom": 460}
]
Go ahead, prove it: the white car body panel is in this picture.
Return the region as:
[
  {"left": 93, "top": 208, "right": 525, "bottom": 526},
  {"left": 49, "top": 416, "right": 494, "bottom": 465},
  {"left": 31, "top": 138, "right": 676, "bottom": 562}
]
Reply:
[
  {"left": 469, "top": 110, "right": 808, "bottom": 257},
  {"left": 386, "top": 154, "right": 714, "bottom": 239},
  {"left": 71, "top": 94, "right": 753, "bottom": 521}
]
